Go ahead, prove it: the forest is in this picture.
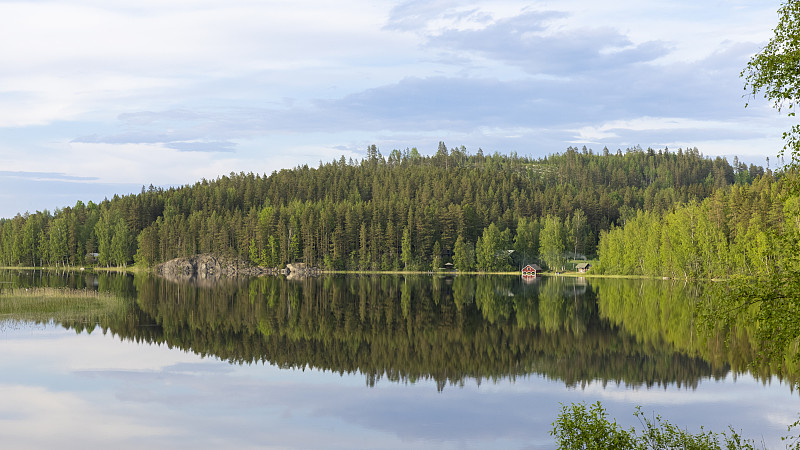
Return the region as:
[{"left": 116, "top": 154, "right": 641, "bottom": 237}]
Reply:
[{"left": 0, "top": 143, "right": 783, "bottom": 276}]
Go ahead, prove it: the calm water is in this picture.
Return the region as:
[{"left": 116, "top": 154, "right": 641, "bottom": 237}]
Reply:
[{"left": 0, "top": 271, "right": 798, "bottom": 449}]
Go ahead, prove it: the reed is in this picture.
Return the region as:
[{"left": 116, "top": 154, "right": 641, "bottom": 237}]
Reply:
[{"left": 0, "top": 287, "right": 126, "bottom": 323}]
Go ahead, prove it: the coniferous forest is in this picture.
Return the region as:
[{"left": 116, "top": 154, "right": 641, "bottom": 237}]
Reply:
[{"left": 0, "top": 143, "right": 787, "bottom": 277}]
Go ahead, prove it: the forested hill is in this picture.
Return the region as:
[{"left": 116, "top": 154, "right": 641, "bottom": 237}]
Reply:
[{"left": 0, "top": 144, "right": 768, "bottom": 272}]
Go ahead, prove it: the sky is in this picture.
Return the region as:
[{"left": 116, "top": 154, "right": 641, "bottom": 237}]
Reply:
[{"left": 0, "top": 0, "right": 791, "bottom": 218}]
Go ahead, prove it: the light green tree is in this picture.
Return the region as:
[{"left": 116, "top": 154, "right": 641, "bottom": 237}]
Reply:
[
  {"left": 268, "top": 235, "right": 279, "bottom": 268},
  {"left": 110, "top": 217, "right": 132, "bottom": 268},
  {"left": 476, "top": 223, "right": 508, "bottom": 271},
  {"left": 248, "top": 238, "right": 261, "bottom": 265},
  {"left": 49, "top": 216, "right": 69, "bottom": 267},
  {"left": 540, "top": 215, "right": 565, "bottom": 271}
]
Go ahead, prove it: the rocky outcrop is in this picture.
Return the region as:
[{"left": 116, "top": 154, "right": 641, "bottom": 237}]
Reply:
[
  {"left": 285, "top": 262, "right": 322, "bottom": 280},
  {"left": 155, "top": 255, "right": 323, "bottom": 283},
  {"left": 156, "top": 254, "right": 274, "bottom": 282}
]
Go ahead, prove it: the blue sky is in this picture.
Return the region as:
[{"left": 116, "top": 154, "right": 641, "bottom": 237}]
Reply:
[{"left": 0, "top": 0, "right": 790, "bottom": 218}]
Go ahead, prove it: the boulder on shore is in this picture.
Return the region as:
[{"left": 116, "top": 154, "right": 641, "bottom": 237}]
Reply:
[
  {"left": 156, "top": 254, "right": 272, "bottom": 282},
  {"left": 285, "top": 262, "right": 322, "bottom": 279}
]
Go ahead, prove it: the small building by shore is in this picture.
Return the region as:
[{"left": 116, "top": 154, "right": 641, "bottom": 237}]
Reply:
[{"left": 522, "top": 264, "right": 542, "bottom": 276}]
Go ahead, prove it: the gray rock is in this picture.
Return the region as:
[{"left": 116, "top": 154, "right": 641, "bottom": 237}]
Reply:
[{"left": 156, "top": 254, "right": 273, "bottom": 282}]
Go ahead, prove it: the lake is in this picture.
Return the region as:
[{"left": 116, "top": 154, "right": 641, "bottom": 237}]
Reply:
[{"left": 1, "top": 271, "right": 798, "bottom": 449}]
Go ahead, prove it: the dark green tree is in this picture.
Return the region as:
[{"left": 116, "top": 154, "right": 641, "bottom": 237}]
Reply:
[
  {"left": 452, "top": 235, "right": 475, "bottom": 271},
  {"left": 401, "top": 227, "right": 413, "bottom": 269},
  {"left": 431, "top": 240, "right": 442, "bottom": 270}
]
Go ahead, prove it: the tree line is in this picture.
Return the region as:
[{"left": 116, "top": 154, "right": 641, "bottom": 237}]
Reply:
[
  {"left": 595, "top": 172, "right": 796, "bottom": 279},
  {"left": 0, "top": 143, "right": 762, "bottom": 272}
]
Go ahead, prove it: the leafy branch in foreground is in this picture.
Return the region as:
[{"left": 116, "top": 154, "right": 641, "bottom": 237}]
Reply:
[
  {"left": 742, "top": 0, "right": 800, "bottom": 172},
  {"left": 550, "top": 401, "right": 776, "bottom": 449}
]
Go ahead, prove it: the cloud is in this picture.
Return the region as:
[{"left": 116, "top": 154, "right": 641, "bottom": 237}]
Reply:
[
  {"left": 73, "top": 134, "right": 237, "bottom": 153},
  {"left": 385, "top": 0, "right": 493, "bottom": 32},
  {"left": 0, "top": 1, "right": 406, "bottom": 128},
  {"left": 165, "top": 141, "right": 237, "bottom": 153},
  {"left": 0, "top": 171, "right": 97, "bottom": 182},
  {"left": 430, "top": 10, "right": 670, "bottom": 76},
  {"left": 572, "top": 117, "right": 763, "bottom": 144},
  {"left": 67, "top": 37, "right": 761, "bottom": 157},
  {"left": 118, "top": 110, "right": 204, "bottom": 126}
]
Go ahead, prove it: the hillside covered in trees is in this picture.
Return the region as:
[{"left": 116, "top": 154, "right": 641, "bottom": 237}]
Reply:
[{"left": 0, "top": 144, "right": 772, "bottom": 273}]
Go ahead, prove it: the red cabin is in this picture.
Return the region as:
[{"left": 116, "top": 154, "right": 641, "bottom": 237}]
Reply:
[{"left": 522, "top": 264, "right": 542, "bottom": 276}]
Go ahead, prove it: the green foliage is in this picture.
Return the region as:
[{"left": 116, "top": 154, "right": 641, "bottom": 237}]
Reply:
[
  {"left": 596, "top": 172, "right": 800, "bottom": 379},
  {"left": 431, "top": 240, "right": 442, "bottom": 270},
  {"left": 551, "top": 402, "right": 762, "bottom": 450},
  {"left": 742, "top": 0, "right": 800, "bottom": 172},
  {"left": 514, "top": 217, "right": 540, "bottom": 262},
  {"left": 476, "top": 223, "right": 511, "bottom": 271},
  {"left": 401, "top": 227, "right": 413, "bottom": 269},
  {"left": 452, "top": 235, "right": 475, "bottom": 271},
  {"left": 597, "top": 174, "right": 791, "bottom": 279},
  {"left": 111, "top": 217, "right": 133, "bottom": 268},
  {"left": 48, "top": 215, "right": 69, "bottom": 267},
  {"left": 540, "top": 215, "right": 566, "bottom": 271},
  {"left": 550, "top": 402, "right": 637, "bottom": 449},
  {"left": 782, "top": 416, "right": 800, "bottom": 449}
]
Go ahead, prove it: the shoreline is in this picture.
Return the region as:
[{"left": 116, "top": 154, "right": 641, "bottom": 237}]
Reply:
[{"left": 0, "top": 265, "right": 724, "bottom": 281}]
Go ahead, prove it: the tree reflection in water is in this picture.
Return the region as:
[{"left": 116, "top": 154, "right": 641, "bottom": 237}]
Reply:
[{"left": 4, "top": 270, "right": 793, "bottom": 392}]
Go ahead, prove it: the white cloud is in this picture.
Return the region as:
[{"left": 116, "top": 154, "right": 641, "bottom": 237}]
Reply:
[
  {"left": 574, "top": 117, "right": 741, "bottom": 141},
  {"left": 570, "top": 115, "right": 789, "bottom": 161},
  {"left": 0, "top": 1, "right": 415, "bottom": 127}
]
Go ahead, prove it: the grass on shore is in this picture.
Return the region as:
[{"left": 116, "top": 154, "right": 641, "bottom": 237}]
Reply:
[
  {"left": 0, "top": 264, "right": 148, "bottom": 274},
  {"left": 0, "top": 287, "right": 126, "bottom": 323}
]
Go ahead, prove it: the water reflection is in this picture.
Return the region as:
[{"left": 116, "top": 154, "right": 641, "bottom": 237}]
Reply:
[
  {"left": 0, "top": 270, "right": 793, "bottom": 390},
  {"left": 2, "top": 271, "right": 800, "bottom": 448},
  {"left": 100, "top": 274, "right": 738, "bottom": 389}
]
